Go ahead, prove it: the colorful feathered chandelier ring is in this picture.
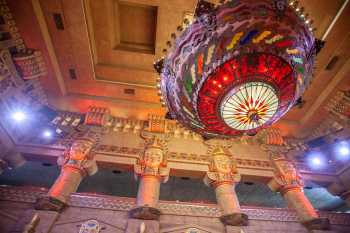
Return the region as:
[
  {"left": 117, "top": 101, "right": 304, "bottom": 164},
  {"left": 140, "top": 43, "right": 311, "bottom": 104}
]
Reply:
[{"left": 154, "top": 0, "right": 324, "bottom": 138}]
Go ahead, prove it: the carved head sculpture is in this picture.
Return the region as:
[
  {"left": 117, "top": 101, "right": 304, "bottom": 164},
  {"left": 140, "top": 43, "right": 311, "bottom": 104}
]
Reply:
[
  {"left": 211, "top": 146, "right": 235, "bottom": 174},
  {"left": 273, "top": 157, "right": 302, "bottom": 186},
  {"left": 69, "top": 139, "right": 94, "bottom": 161},
  {"left": 141, "top": 133, "right": 168, "bottom": 168},
  {"left": 144, "top": 146, "right": 164, "bottom": 168}
]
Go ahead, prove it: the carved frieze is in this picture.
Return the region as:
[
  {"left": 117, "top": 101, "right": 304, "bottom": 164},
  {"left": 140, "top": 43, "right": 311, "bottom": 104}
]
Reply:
[
  {"left": 326, "top": 90, "right": 350, "bottom": 121},
  {"left": 84, "top": 106, "right": 111, "bottom": 127},
  {"left": 13, "top": 49, "right": 47, "bottom": 80},
  {"left": 1, "top": 186, "right": 350, "bottom": 225}
]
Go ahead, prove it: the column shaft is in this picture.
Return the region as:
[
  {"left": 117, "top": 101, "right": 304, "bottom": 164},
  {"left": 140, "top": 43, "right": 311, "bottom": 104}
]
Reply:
[
  {"left": 48, "top": 167, "right": 83, "bottom": 203},
  {"left": 136, "top": 176, "right": 160, "bottom": 208},
  {"left": 283, "top": 188, "right": 318, "bottom": 222},
  {"left": 215, "top": 183, "right": 241, "bottom": 215}
]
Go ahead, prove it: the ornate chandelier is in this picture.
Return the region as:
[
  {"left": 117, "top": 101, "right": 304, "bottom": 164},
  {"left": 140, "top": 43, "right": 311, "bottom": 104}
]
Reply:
[{"left": 155, "top": 0, "right": 323, "bottom": 138}]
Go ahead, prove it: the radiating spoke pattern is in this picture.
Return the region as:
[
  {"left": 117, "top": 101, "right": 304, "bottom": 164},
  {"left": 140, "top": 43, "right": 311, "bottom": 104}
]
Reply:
[{"left": 220, "top": 82, "right": 279, "bottom": 130}]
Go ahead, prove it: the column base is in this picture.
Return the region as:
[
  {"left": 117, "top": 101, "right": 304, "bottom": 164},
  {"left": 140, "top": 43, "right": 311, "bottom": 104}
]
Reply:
[
  {"left": 35, "top": 196, "right": 66, "bottom": 212},
  {"left": 302, "top": 218, "right": 330, "bottom": 230},
  {"left": 220, "top": 213, "right": 248, "bottom": 226},
  {"left": 129, "top": 206, "right": 161, "bottom": 220}
]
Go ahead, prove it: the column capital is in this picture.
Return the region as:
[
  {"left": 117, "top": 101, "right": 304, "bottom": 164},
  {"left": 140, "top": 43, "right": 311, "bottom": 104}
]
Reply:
[
  {"left": 268, "top": 155, "right": 304, "bottom": 194},
  {"left": 134, "top": 131, "right": 170, "bottom": 182},
  {"left": 58, "top": 132, "right": 98, "bottom": 177},
  {"left": 204, "top": 141, "right": 240, "bottom": 187}
]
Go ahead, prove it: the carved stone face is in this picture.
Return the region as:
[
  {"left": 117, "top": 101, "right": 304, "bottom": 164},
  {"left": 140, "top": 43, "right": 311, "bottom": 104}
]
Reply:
[
  {"left": 213, "top": 155, "right": 232, "bottom": 173},
  {"left": 144, "top": 147, "right": 163, "bottom": 168},
  {"left": 70, "top": 140, "right": 93, "bottom": 160},
  {"left": 277, "top": 160, "right": 298, "bottom": 182}
]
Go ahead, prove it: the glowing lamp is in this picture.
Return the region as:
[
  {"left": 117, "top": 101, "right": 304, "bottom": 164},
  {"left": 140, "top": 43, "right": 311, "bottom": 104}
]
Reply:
[
  {"left": 12, "top": 111, "right": 27, "bottom": 122},
  {"left": 307, "top": 151, "right": 326, "bottom": 169},
  {"left": 42, "top": 129, "right": 53, "bottom": 139},
  {"left": 155, "top": 0, "right": 322, "bottom": 138},
  {"left": 335, "top": 141, "right": 350, "bottom": 161}
]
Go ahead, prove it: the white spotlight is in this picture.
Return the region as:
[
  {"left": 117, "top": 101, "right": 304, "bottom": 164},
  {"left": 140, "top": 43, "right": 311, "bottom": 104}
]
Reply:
[
  {"left": 307, "top": 151, "right": 325, "bottom": 169},
  {"left": 42, "top": 129, "right": 53, "bottom": 139},
  {"left": 12, "top": 111, "right": 27, "bottom": 122},
  {"left": 335, "top": 141, "right": 350, "bottom": 160}
]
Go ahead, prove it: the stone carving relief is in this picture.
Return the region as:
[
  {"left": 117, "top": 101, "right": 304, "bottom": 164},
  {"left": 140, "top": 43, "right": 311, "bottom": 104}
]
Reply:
[
  {"left": 13, "top": 49, "right": 47, "bottom": 80},
  {"left": 256, "top": 128, "right": 285, "bottom": 146},
  {"left": 1, "top": 186, "right": 350, "bottom": 225},
  {"left": 160, "top": 224, "right": 222, "bottom": 233},
  {"left": 268, "top": 155, "right": 304, "bottom": 193},
  {"left": 84, "top": 106, "right": 111, "bottom": 127},
  {"left": 58, "top": 135, "right": 97, "bottom": 176},
  {"left": 134, "top": 131, "right": 170, "bottom": 181},
  {"left": 204, "top": 139, "right": 240, "bottom": 186},
  {"left": 79, "top": 220, "right": 101, "bottom": 233}
]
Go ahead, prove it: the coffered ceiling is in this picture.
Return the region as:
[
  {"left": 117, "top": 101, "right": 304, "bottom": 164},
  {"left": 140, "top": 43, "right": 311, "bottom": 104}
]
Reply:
[{"left": 7, "top": 0, "right": 350, "bottom": 138}]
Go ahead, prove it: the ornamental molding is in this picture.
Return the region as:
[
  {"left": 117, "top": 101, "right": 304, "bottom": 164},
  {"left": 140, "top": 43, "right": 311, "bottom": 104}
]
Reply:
[
  {"left": 0, "top": 186, "right": 350, "bottom": 225},
  {"left": 95, "top": 144, "right": 274, "bottom": 170}
]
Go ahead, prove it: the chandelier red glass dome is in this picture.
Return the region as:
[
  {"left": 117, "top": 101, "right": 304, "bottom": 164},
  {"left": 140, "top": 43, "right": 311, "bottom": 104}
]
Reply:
[{"left": 155, "top": 0, "right": 322, "bottom": 138}]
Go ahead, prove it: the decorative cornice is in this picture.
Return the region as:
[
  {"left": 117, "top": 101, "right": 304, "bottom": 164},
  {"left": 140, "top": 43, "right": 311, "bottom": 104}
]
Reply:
[
  {"left": 0, "top": 186, "right": 349, "bottom": 225},
  {"left": 95, "top": 144, "right": 274, "bottom": 169}
]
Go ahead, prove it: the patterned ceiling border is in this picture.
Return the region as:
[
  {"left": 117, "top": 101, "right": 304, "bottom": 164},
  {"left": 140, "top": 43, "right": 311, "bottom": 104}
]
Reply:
[{"left": 0, "top": 186, "right": 349, "bottom": 225}]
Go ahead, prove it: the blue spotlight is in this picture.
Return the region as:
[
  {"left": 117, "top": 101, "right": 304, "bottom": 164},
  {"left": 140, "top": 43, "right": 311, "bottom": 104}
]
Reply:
[
  {"left": 42, "top": 129, "right": 53, "bottom": 139},
  {"left": 12, "top": 111, "right": 27, "bottom": 122},
  {"left": 335, "top": 141, "right": 350, "bottom": 161},
  {"left": 307, "top": 151, "right": 325, "bottom": 169}
]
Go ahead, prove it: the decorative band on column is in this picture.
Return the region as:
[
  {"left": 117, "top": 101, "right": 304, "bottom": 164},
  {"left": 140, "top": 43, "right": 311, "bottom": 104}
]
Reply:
[{"left": 279, "top": 184, "right": 303, "bottom": 196}]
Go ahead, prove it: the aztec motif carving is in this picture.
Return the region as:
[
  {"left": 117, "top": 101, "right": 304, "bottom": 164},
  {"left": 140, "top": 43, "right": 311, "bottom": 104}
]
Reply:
[
  {"left": 134, "top": 131, "right": 170, "bottom": 181},
  {"left": 13, "top": 49, "right": 47, "bottom": 80},
  {"left": 326, "top": 90, "right": 350, "bottom": 121},
  {"left": 2, "top": 186, "right": 350, "bottom": 225},
  {"left": 204, "top": 139, "right": 240, "bottom": 186},
  {"left": 79, "top": 220, "right": 101, "bottom": 233},
  {"left": 268, "top": 155, "right": 304, "bottom": 193},
  {"left": 256, "top": 128, "right": 285, "bottom": 146},
  {"left": 58, "top": 133, "right": 98, "bottom": 176},
  {"left": 84, "top": 106, "right": 111, "bottom": 127}
]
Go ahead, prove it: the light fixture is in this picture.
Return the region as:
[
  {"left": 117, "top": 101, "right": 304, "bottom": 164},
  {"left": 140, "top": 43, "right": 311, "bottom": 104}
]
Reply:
[
  {"left": 154, "top": 0, "right": 320, "bottom": 138},
  {"left": 307, "top": 151, "right": 326, "bottom": 169},
  {"left": 334, "top": 141, "right": 350, "bottom": 161},
  {"left": 42, "top": 129, "right": 53, "bottom": 139},
  {"left": 12, "top": 111, "right": 27, "bottom": 122}
]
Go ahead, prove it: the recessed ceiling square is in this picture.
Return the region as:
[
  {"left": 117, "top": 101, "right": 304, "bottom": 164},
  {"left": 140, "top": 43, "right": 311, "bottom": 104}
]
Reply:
[{"left": 116, "top": 1, "right": 157, "bottom": 54}]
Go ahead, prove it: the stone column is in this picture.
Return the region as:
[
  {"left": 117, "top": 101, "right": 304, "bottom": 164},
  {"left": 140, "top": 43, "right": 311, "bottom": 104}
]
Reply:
[
  {"left": 129, "top": 131, "right": 169, "bottom": 220},
  {"left": 268, "top": 155, "right": 330, "bottom": 230},
  {"left": 35, "top": 133, "right": 98, "bottom": 211},
  {"left": 204, "top": 140, "right": 247, "bottom": 226}
]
